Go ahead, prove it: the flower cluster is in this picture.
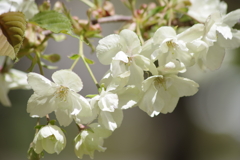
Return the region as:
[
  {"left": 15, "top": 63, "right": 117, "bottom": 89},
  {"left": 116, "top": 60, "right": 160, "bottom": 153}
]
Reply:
[
  {"left": 1, "top": 0, "right": 239, "bottom": 159},
  {"left": 25, "top": 5, "right": 240, "bottom": 158}
]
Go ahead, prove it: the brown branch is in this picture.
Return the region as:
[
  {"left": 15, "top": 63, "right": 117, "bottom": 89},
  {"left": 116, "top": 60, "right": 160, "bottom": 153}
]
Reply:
[{"left": 92, "top": 15, "right": 132, "bottom": 24}]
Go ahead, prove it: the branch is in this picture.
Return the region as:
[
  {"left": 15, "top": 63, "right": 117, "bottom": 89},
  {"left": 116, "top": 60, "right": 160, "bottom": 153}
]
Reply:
[{"left": 92, "top": 15, "right": 132, "bottom": 24}]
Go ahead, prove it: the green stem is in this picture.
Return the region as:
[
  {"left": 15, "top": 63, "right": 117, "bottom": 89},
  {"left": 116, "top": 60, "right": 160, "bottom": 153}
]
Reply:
[
  {"left": 35, "top": 51, "right": 44, "bottom": 75},
  {"left": 136, "top": 21, "right": 144, "bottom": 45},
  {"left": 70, "top": 36, "right": 100, "bottom": 89}
]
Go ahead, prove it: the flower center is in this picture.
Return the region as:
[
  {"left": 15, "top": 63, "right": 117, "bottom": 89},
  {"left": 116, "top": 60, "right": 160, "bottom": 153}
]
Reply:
[
  {"left": 49, "top": 135, "right": 56, "bottom": 141},
  {"left": 127, "top": 57, "right": 133, "bottom": 66},
  {"left": 166, "top": 40, "right": 177, "bottom": 54},
  {"left": 154, "top": 77, "right": 167, "bottom": 90},
  {"left": 55, "top": 85, "right": 69, "bottom": 101}
]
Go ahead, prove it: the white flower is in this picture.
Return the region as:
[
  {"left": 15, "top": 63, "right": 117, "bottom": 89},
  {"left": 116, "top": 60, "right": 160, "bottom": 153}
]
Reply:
[
  {"left": 0, "top": 69, "right": 30, "bottom": 107},
  {"left": 32, "top": 124, "right": 66, "bottom": 154},
  {"left": 100, "top": 71, "right": 141, "bottom": 110},
  {"left": 74, "top": 123, "right": 112, "bottom": 159},
  {"left": 203, "top": 9, "right": 240, "bottom": 48},
  {"left": 190, "top": 9, "right": 240, "bottom": 70},
  {"left": 27, "top": 70, "right": 92, "bottom": 127},
  {"left": 152, "top": 26, "right": 200, "bottom": 67},
  {"left": 138, "top": 74, "right": 199, "bottom": 117},
  {"left": 96, "top": 29, "right": 157, "bottom": 88},
  {"left": 188, "top": 0, "right": 227, "bottom": 22},
  {"left": 91, "top": 88, "right": 123, "bottom": 131}
]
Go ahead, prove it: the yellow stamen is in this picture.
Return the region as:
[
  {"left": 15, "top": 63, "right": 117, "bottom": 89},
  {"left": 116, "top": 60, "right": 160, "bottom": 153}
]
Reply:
[{"left": 55, "top": 85, "right": 69, "bottom": 101}]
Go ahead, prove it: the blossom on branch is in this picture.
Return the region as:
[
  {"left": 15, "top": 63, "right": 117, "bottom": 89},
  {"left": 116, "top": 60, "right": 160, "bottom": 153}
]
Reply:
[
  {"left": 32, "top": 124, "right": 66, "bottom": 154},
  {"left": 90, "top": 88, "right": 123, "bottom": 131},
  {"left": 138, "top": 74, "right": 199, "bottom": 117},
  {"left": 27, "top": 70, "right": 92, "bottom": 126},
  {"left": 96, "top": 29, "right": 157, "bottom": 89},
  {"left": 74, "top": 123, "right": 112, "bottom": 159},
  {"left": 188, "top": 0, "right": 227, "bottom": 22}
]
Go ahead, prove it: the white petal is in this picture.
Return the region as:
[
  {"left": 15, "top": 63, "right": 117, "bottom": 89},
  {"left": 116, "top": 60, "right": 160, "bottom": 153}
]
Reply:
[
  {"left": 28, "top": 72, "right": 56, "bottom": 96},
  {"left": 76, "top": 104, "right": 99, "bottom": 124},
  {"left": 138, "top": 83, "right": 162, "bottom": 117},
  {"left": 177, "top": 24, "right": 204, "bottom": 42},
  {"left": 118, "top": 86, "right": 141, "bottom": 109},
  {"left": 33, "top": 139, "right": 43, "bottom": 154},
  {"left": 73, "top": 94, "right": 92, "bottom": 118},
  {"left": 55, "top": 109, "right": 73, "bottom": 127},
  {"left": 128, "top": 61, "right": 144, "bottom": 89},
  {"left": 206, "top": 43, "right": 225, "bottom": 70},
  {"left": 119, "top": 29, "right": 141, "bottom": 56},
  {"left": 140, "top": 38, "right": 158, "bottom": 59},
  {"left": 42, "top": 138, "right": 57, "bottom": 154},
  {"left": 216, "top": 24, "right": 232, "bottom": 39},
  {"left": 111, "top": 109, "right": 123, "bottom": 128},
  {"left": 96, "top": 34, "right": 121, "bottom": 65},
  {"left": 8, "top": 69, "right": 30, "bottom": 90},
  {"left": 160, "top": 95, "right": 179, "bottom": 114},
  {"left": 134, "top": 55, "right": 158, "bottom": 75},
  {"left": 170, "top": 75, "right": 199, "bottom": 97},
  {"left": 98, "top": 90, "right": 118, "bottom": 112},
  {"left": 158, "top": 60, "right": 186, "bottom": 74},
  {"left": 98, "top": 111, "right": 117, "bottom": 131},
  {"left": 142, "top": 75, "right": 161, "bottom": 92},
  {"left": 222, "top": 9, "right": 240, "bottom": 27},
  {"left": 175, "top": 45, "right": 194, "bottom": 67},
  {"left": 110, "top": 51, "right": 129, "bottom": 78},
  {"left": 27, "top": 93, "right": 56, "bottom": 117},
  {"left": 98, "top": 109, "right": 123, "bottom": 131},
  {"left": 88, "top": 123, "right": 112, "bottom": 138},
  {"left": 52, "top": 70, "right": 83, "bottom": 92},
  {"left": 153, "top": 27, "right": 176, "bottom": 44},
  {"left": 217, "top": 30, "right": 240, "bottom": 48}
]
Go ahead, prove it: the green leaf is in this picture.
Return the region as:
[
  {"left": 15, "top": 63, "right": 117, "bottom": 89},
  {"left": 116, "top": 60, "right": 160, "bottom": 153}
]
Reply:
[
  {"left": 49, "top": 119, "right": 56, "bottom": 125},
  {"left": 30, "top": 10, "right": 72, "bottom": 33},
  {"left": 146, "top": 6, "right": 165, "bottom": 20},
  {"left": 86, "top": 94, "right": 98, "bottom": 98},
  {"left": 34, "top": 125, "right": 44, "bottom": 130},
  {"left": 42, "top": 53, "right": 61, "bottom": 63},
  {"left": 68, "top": 54, "right": 80, "bottom": 60},
  {"left": 0, "top": 12, "right": 26, "bottom": 59},
  {"left": 84, "top": 57, "right": 94, "bottom": 64}
]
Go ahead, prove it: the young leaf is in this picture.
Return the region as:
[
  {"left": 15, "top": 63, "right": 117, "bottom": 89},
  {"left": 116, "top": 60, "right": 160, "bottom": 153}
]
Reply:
[
  {"left": 84, "top": 57, "right": 94, "bottom": 64},
  {"left": 145, "top": 6, "right": 165, "bottom": 20},
  {"left": 30, "top": 10, "right": 72, "bottom": 33},
  {"left": 68, "top": 54, "right": 81, "bottom": 60},
  {"left": 86, "top": 94, "right": 98, "bottom": 98},
  {"left": 42, "top": 53, "right": 61, "bottom": 63},
  {"left": 0, "top": 12, "right": 26, "bottom": 59}
]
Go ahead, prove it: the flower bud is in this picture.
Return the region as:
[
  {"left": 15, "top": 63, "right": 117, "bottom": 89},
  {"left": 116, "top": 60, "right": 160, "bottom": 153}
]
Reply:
[
  {"left": 32, "top": 124, "right": 66, "bottom": 154},
  {"left": 74, "top": 123, "right": 112, "bottom": 159}
]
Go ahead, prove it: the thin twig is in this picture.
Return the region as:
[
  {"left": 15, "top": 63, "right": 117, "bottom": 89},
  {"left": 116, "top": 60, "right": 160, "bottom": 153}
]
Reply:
[{"left": 92, "top": 15, "right": 132, "bottom": 24}]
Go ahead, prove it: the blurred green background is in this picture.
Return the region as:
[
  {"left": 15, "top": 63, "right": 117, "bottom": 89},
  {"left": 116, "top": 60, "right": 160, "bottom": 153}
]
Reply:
[{"left": 1, "top": 0, "right": 240, "bottom": 159}]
